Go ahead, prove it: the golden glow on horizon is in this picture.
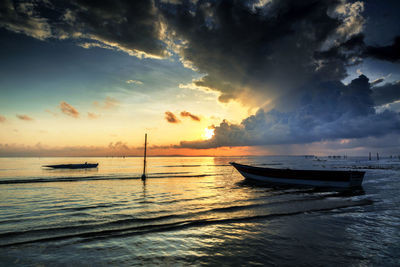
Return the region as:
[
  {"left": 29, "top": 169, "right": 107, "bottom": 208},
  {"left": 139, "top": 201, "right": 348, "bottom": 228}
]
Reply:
[{"left": 0, "top": 85, "right": 251, "bottom": 156}]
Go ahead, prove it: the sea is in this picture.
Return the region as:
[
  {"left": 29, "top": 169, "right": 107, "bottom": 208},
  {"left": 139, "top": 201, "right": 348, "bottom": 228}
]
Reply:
[{"left": 0, "top": 156, "right": 399, "bottom": 266}]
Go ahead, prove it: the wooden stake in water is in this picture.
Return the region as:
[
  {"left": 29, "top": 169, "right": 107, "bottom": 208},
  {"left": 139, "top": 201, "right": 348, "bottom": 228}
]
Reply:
[{"left": 141, "top": 133, "right": 147, "bottom": 180}]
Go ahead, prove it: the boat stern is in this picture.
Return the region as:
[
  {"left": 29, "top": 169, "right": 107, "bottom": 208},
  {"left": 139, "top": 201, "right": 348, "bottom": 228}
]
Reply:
[{"left": 349, "top": 171, "right": 365, "bottom": 187}]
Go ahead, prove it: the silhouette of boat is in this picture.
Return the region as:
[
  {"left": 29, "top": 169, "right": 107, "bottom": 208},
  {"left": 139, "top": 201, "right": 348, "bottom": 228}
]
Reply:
[
  {"left": 43, "top": 163, "right": 98, "bottom": 169},
  {"left": 230, "top": 162, "right": 364, "bottom": 188}
]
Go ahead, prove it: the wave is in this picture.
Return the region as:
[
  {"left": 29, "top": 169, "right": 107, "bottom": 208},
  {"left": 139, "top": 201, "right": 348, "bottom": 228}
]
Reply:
[
  {"left": 1, "top": 191, "right": 342, "bottom": 227},
  {"left": 161, "top": 164, "right": 231, "bottom": 167},
  {"left": 0, "top": 173, "right": 220, "bottom": 185},
  {"left": 258, "top": 163, "right": 284, "bottom": 166},
  {"left": 58, "top": 203, "right": 116, "bottom": 212},
  {"left": 162, "top": 165, "right": 202, "bottom": 167},
  {"left": 0, "top": 199, "right": 372, "bottom": 247}
]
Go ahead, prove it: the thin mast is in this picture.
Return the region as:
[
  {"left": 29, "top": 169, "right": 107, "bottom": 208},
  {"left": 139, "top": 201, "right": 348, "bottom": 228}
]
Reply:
[{"left": 142, "top": 133, "right": 147, "bottom": 180}]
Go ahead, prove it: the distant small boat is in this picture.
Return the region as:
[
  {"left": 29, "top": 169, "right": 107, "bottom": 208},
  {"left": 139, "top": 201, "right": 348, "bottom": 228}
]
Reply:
[
  {"left": 230, "top": 162, "right": 364, "bottom": 188},
  {"left": 43, "top": 163, "right": 99, "bottom": 169}
]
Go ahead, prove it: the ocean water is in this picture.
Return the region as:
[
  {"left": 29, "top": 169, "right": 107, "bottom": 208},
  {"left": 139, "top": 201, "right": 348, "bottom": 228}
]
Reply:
[{"left": 0, "top": 156, "right": 399, "bottom": 266}]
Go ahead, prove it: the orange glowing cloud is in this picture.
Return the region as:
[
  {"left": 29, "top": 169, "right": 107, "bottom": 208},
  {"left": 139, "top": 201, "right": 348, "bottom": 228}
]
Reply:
[
  {"left": 59, "top": 101, "right": 79, "bottom": 118},
  {"left": 180, "top": 111, "right": 200, "bottom": 121},
  {"left": 165, "top": 111, "right": 180, "bottom": 123},
  {"left": 94, "top": 97, "right": 120, "bottom": 109}
]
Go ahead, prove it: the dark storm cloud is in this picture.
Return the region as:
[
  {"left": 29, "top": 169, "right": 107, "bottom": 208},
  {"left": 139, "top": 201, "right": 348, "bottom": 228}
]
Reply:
[
  {"left": 180, "top": 111, "right": 200, "bottom": 121},
  {"left": 321, "top": 34, "right": 400, "bottom": 63},
  {"left": 165, "top": 111, "right": 180, "bottom": 123},
  {"left": 1, "top": 0, "right": 397, "bottom": 83},
  {"left": 1, "top": 0, "right": 352, "bottom": 104},
  {"left": 0, "top": 0, "right": 52, "bottom": 40},
  {"left": 62, "top": 0, "right": 167, "bottom": 58},
  {"left": 156, "top": 0, "right": 400, "bottom": 148},
  {"left": 0, "top": 0, "right": 167, "bottom": 58},
  {"left": 159, "top": 0, "right": 357, "bottom": 106},
  {"left": 178, "top": 75, "right": 400, "bottom": 148},
  {"left": 372, "top": 81, "right": 400, "bottom": 106},
  {"left": 158, "top": 0, "right": 399, "bottom": 107},
  {"left": 365, "top": 36, "right": 400, "bottom": 62},
  {"left": 327, "top": 134, "right": 400, "bottom": 150}
]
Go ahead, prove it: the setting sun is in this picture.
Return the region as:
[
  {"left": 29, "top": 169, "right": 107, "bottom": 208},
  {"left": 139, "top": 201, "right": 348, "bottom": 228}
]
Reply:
[{"left": 204, "top": 127, "right": 215, "bottom": 140}]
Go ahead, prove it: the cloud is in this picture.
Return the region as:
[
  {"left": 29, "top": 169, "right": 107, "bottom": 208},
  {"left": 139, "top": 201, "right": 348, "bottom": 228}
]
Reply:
[
  {"left": 180, "top": 111, "right": 200, "bottom": 121},
  {"left": 370, "top": 78, "right": 384, "bottom": 87},
  {"left": 2, "top": 0, "right": 400, "bottom": 151},
  {"left": 0, "top": 115, "right": 6, "bottom": 123},
  {"left": 0, "top": 141, "right": 254, "bottom": 157},
  {"left": 160, "top": 0, "right": 363, "bottom": 107},
  {"left": 0, "top": 0, "right": 52, "bottom": 40},
  {"left": 324, "top": 34, "right": 400, "bottom": 64},
  {"left": 165, "top": 111, "right": 180, "bottom": 123},
  {"left": 365, "top": 36, "right": 400, "bottom": 62},
  {"left": 371, "top": 81, "right": 400, "bottom": 106},
  {"left": 108, "top": 141, "right": 129, "bottom": 150},
  {"left": 377, "top": 101, "right": 400, "bottom": 113},
  {"left": 0, "top": 0, "right": 168, "bottom": 59},
  {"left": 1, "top": 1, "right": 397, "bottom": 106},
  {"left": 178, "top": 75, "right": 400, "bottom": 148},
  {"left": 160, "top": 0, "right": 182, "bottom": 4},
  {"left": 126, "top": 79, "right": 143, "bottom": 85},
  {"left": 156, "top": 1, "right": 400, "bottom": 149},
  {"left": 87, "top": 112, "right": 100, "bottom": 119},
  {"left": 262, "top": 134, "right": 400, "bottom": 156},
  {"left": 159, "top": 1, "right": 399, "bottom": 109},
  {"left": 104, "top": 97, "right": 120, "bottom": 109},
  {"left": 16, "top": 114, "right": 34, "bottom": 121},
  {"left": 59, "top": 101, "right": 79, "bottom": 118},
  {"left": 94, "top": 97, "right": 120, "bottom": 109},
  {"left": 333, "top": 1, "right": 365, "bottom": 42}
]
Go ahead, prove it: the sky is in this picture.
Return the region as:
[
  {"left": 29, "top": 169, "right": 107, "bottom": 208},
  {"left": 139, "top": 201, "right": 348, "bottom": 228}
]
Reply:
[{"left": 0, "top": 0, "right": 399, "bottom": 157}]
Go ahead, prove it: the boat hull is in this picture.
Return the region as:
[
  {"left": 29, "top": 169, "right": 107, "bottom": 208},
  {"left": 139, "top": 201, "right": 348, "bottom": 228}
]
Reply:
[
  {"left": 43, "top": 163, "right": 98, "bottom": 169},
  {"left": 231, "top": 162, "right": 364, "bottom": 188}
]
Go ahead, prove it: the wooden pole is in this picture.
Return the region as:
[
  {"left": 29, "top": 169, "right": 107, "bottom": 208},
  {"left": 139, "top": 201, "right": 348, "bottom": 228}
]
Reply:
[{"left": 141, "top": 133, "right": 147, "bottom": 180}]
